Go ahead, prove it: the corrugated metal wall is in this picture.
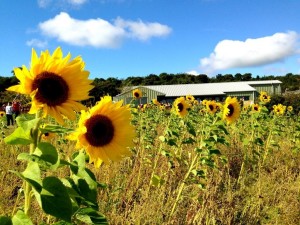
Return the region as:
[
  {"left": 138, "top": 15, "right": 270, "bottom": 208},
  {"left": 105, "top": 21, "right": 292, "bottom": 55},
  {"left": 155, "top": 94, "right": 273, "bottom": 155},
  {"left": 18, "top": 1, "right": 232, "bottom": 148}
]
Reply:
[
  {"left": 226, "top": 91, "right": 255, "bottom": 101},
  {"left": 250, "top": 83, "right": 281, "bottom": 98},
  {"left": 113, "top": 87, "right": 161, "bottom": 104},
  {"left": 113, "top": 83, "right": 282, "bottom": 104}
]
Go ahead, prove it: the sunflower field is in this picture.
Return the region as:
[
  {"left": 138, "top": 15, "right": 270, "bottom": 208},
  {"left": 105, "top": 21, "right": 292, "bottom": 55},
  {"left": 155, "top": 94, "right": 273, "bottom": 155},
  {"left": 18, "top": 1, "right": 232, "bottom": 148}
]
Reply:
[{"left": 0, "top": 48, "right": 299, "bottom": 225}]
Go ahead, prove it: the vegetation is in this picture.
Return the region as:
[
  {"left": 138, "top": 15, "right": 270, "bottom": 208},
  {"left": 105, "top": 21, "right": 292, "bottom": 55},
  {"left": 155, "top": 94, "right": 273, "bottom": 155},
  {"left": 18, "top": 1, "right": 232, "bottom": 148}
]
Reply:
[
  {"left": 1, "top": 46, "right": 298, "bottom": 224},
  {"left": 1, "top": 72, "right": 300, "bottom": 104},
  {"left": 2, "top": 72, "right": 300, "bottom": 116},
  {"left": 0, "top": 95, "right": 300, "bottom": 224}
]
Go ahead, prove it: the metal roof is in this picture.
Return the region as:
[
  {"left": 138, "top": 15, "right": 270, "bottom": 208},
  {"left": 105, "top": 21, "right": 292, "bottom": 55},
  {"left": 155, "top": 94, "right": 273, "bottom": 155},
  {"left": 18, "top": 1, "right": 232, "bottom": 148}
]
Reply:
[
  {"left": 142, "top": 83, "right": 255, "bottom": 97},
  {"left": 117, "top": 80, "right": 282, "bottom": 97},
  {"left": 243, "top": 80, "right": 282, "bottom": 85}
]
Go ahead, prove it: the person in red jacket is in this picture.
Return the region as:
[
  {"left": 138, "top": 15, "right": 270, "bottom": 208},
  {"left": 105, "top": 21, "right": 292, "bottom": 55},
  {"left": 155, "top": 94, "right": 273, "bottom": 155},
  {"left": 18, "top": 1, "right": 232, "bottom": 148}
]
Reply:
[{"left": 12, "top": 100, "right": 21, "bottom": 118}]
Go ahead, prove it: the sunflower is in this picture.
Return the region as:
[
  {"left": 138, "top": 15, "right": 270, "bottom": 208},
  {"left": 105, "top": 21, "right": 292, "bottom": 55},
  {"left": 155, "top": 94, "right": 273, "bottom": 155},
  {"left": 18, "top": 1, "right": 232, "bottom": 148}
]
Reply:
[
  {"left": 152, "top": 99, "right": 160, "bottom": 106},
  {"left": 259, "top": 91, "right": 271, "bottom": 103},
  {"left": 7, "top": 47, "right": 93, "bottom": 124},
  {"left": 39, "top": 124, "right": 56, "bottom": 141},
  {"left": 287, "top": 106, "right": 293, "bottom": 112},
  {"left": 173, "top": 97, "right": 189, "bottom": 117},
  {"left": 273, "top": 104, "right": 286, "bottom": 116},
  {"left": 223, "top": 97, "right": 241, "bottom": 124},
  {"left": 252, "top": 103, "right": 260, "bottom": 112},
  {"left": 243, "top": 105, "right": 249, "bottom": 111},
  {"left": 206, "top": 100, "right": 217, "bottom": 114},
  {"left": 216, "top": 102, "right": 223, "bottom": 111},
  {"left": 41, "top": 132, "right": 56, "bottom": 141},
  {"left": 199, "top": 108, "right": 206, "bottom": 115},
  {"left": 0, "top": 111, "right": 5, "bottom": 117},
  {"left": 202, "top": 99, "right": 208, "bottom": 106},
  {"left": 132, "top": 89, "right": 142, "bottom": 99},
  {"left": 186, "top": 95, "right": 195, "bottom": 102},
  {"left": 69, "top": 96, "right": 135, "bottom": 167}
]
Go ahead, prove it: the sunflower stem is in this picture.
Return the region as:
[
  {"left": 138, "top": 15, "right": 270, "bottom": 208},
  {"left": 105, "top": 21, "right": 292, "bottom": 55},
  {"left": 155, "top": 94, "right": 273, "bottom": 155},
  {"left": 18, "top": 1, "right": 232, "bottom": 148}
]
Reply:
[
  {"left": 169, "top": 154, "right": 198, "bottom": 220},
  {"left": 262, "top": 117, "right": 275, "bottom": 164},
  {"left": 24, "top": 110, "right": 42, "bottom": 216},
  {"left": 146, "top": 142, "right": 164, "bottom": 194}
]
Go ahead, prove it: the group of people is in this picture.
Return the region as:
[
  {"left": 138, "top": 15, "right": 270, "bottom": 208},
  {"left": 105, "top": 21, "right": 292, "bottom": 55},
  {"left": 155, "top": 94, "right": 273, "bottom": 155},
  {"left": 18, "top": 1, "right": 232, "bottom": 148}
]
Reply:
[{"left": 3, "top": 100, "right": 21, "bottom": 126}]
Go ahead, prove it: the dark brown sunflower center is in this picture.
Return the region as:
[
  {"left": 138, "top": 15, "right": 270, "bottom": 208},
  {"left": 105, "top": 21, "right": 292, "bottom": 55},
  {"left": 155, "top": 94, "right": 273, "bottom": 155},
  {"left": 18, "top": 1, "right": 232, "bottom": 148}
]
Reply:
[
  {"left": 209, "top": 104, "right": 214, "bottom": 111},
  {"left": 177, "top": 103, "right": 184, "bottom": 112},
  {"left": 227, "top": 104, "right": 234, "bottom": 117},
  {"left": 134, "top": 92, "right": 140, "bottom": 98},
  {"left": 84, "top": 115, "right": 114, "bottom": 147},
  {"left": 254, "top": 106, "right": 258, "bottom": 111},
  {"left": 32, "top": 71, "right": 69, "bottom": 106}
]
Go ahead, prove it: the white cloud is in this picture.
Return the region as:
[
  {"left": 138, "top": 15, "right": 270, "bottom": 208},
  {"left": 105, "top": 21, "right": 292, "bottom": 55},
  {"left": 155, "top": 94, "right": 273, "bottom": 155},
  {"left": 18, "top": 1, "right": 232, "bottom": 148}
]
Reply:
[
  {"left": 67, "top": 0, "right": 88, "bottom": 5},
  {"left": 39, "top": 12, "right": 126, "bottom": 48},
  {"left": 26, "top": 39, "right": 48, "bottom": 48},
  {"left": 114, "top": 17, "right": 172, "bottom": 41},
  {"left": 186, "top": 70, "right": 199, "bottom": 75},
  {"left": 37, "top": 0, "right": 87, "bottom": 8},
  {"left": 200, "top": 31, "right": 299, "bottom": 73},
  {"left": 37, "top": 0, "right": 52, "bottom": 8},
  {"left": 38, "top": 12, "right": 172, "bottom": 48}
]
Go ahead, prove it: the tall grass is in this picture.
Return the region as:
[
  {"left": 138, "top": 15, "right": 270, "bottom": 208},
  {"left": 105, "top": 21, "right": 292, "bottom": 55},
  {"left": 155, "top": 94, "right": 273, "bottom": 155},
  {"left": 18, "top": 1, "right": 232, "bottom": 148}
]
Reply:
[{"left": 0, "top": 103, "right": 299, "bottom": 224}]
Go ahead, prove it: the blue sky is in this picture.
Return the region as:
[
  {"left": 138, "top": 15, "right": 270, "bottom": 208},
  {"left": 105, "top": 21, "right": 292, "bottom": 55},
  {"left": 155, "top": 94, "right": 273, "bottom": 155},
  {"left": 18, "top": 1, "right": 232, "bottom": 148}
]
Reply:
[{"left": 0, "top": 0, "right": 300, "bottom": 80}]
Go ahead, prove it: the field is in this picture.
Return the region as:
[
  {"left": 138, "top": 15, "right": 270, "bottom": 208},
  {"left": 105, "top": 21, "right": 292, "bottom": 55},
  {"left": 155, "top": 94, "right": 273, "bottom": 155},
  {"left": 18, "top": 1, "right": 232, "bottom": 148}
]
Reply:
[{"left": 0, "top": 100, "right": 300, "bottom": 225}]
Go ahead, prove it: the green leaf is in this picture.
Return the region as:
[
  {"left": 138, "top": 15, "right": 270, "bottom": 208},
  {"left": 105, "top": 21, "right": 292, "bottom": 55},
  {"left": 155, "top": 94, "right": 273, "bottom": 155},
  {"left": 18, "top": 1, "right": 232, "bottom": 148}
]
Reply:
[
  {"left": 77, "top": 178, "right": 97, "bottom": 205},
  {"left": 11, "top": 162, "right": 42, "bottom": 193},
  {"left": 4, "top": 115, "right": 41, "bottom": 145},
  {"left": 159, "top": 136, "right": 165, "bottom": 142},
  {"left": 4, "top": 127, "right": 32, "bottom": 145},
  {"left": 40, "top": 124, "right": 74, "bottom": 134},
  {"left": 199, "top": 141, "right": 206, "bottom": 148},
  {"left": 41, "top": 177, "right": 73, "bottom": 222},
  {"left": 75, "top": 207, "right": 108, "bottom": 225},
  {"left": 51, "top": 221, "right": 73, "bottom": 225},
  {"left": 151, "top": 175, "right": 165, "bottom": 186},
  {"left": 191, "top": 169, "right": 206, "bottom": 178},
  {"left": 186, "top": 121, "right": 196, "bottom": 137},
  {"left": 71, "top": 152, "right": 98, "bottom": 204},
  {"left": 12, "top": 210, "right": 33, "bottom": 225},
  {"left": 254, "top": 138, "right": 264, "bottom": 146},
  {"left": 167, "top": 139, "right": 177, "bottom": 146},
  {"left": 16, "top": 116, "right": 40, "bottom": 133},
  {"left": 17, "top": 153, "right": 41, "bottom": 163},
  {"left": 182, "top": 137, "right": 195, "bottom": 144},
  {"left": 209, "top": 149, "right": 221, "bottom": 155},
  {"left": 0, "top": 216, "right": 12, "bottom": 225},
  {"left": 35, "top": 142, "right": 58, "bottom": 165},
  {"left": 242, "top": 138, "right": 250, "bottom": 146},
  {"left": 161, "top": 150, "right": 172, "bottom": 157},
  {"left": 212, "top": 135, "right": 218, "bottom": 142}
]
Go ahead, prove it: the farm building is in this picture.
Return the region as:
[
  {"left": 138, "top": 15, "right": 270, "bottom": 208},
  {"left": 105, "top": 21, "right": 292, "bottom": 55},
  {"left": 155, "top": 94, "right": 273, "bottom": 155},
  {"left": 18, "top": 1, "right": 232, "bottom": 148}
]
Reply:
[{"left": 113, "top": 80, "right": 282, "bottom": 105}]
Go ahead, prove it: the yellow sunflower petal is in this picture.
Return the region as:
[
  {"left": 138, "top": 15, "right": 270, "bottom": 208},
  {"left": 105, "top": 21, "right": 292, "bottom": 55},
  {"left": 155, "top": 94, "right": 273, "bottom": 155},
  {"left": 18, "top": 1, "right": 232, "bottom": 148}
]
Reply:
[
  {"left": 69, "top": 96, "right": 135, "bottom": 166},
  {"left": 6, "top": 47, "right": 94, "bottom": 124}
]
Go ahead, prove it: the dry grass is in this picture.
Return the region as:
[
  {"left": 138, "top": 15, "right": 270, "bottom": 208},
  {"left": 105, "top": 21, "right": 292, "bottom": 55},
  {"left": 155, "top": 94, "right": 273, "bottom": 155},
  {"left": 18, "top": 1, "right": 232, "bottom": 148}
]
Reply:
[{"left": 0, "top": 109, "right": 299, "bottom": 224}]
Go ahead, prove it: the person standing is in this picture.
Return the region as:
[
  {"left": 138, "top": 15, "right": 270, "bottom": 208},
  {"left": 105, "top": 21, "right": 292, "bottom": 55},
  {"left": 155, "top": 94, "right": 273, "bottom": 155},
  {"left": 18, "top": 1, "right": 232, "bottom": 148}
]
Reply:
[
  {"left": 5, "top": 102, "right": 14, "bottom": 126},
  {"left": 12, "top": 100, "right": 21, "bottom": 118}
]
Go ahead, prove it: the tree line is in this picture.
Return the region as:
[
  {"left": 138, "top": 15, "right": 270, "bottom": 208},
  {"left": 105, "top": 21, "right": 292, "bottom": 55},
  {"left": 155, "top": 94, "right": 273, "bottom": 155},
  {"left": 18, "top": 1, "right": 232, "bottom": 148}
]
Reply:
[
  {"left": 90, "top": 72, "right": 300, "bottom": 102},
  {"left": 1, "top": 72, "right": 300, "bottom": 104}
]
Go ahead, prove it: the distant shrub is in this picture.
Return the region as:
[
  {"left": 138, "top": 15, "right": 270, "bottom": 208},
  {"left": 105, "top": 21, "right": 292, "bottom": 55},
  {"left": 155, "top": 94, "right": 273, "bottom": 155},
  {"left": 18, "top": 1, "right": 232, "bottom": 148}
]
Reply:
[{"left": 267, "top": 94, "right": 300, "bottom": 114}]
